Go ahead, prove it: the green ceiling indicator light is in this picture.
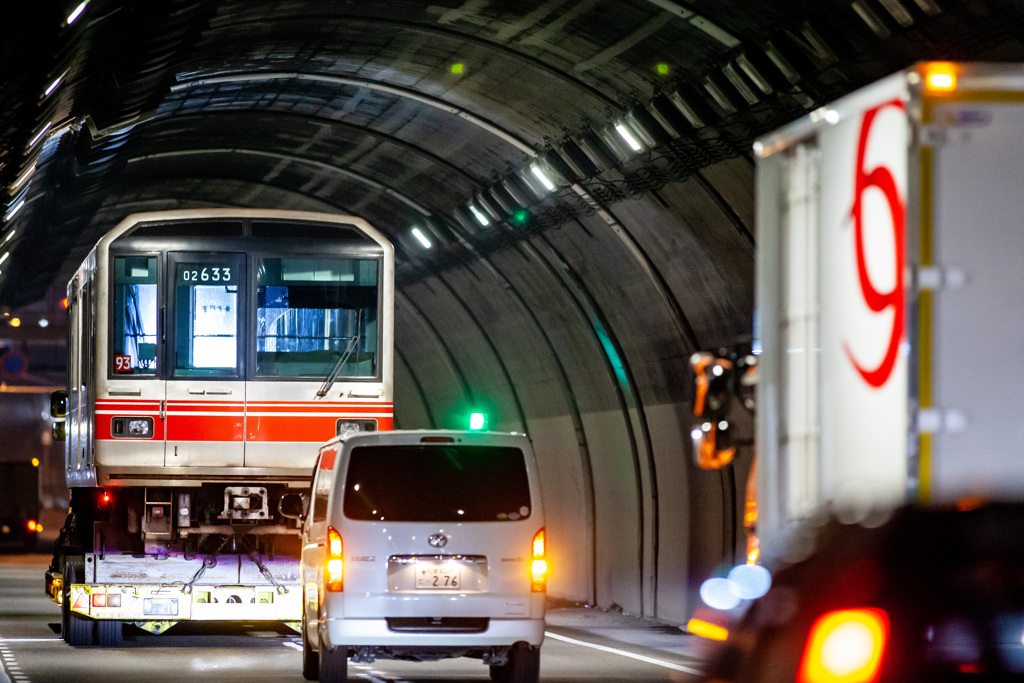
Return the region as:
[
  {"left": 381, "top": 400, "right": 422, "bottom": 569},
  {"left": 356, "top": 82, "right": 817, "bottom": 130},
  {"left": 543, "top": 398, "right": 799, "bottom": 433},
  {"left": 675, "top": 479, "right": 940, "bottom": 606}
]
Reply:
[
  {"left": 451, "top": 63, "right": 465, "bottom": 74},
  {"left": 469, "top": 412, "right": 486, "bottom": 431},
  {"left": 511, "top": 209, "right": 529, "bottom": 226},
  {"left": 656, "top": 63, "right": 670, "bottom": 76}
]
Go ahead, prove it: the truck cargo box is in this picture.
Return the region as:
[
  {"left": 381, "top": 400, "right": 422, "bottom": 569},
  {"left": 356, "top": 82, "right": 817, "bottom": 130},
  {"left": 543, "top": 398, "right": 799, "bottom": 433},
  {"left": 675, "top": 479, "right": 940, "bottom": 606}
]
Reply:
[{"left": 755, "top": 63, "right": 1024, "bottom": 560}]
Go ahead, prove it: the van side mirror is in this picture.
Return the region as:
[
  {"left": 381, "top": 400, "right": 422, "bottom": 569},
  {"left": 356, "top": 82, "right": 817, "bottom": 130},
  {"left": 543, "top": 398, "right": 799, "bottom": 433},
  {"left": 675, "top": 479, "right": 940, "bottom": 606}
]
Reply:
[
  {"left": 51, "top": 421, "right": 67, "bottom": 442},
  {"left": 279, "top": 493, "right": 308, "bottom": 520},
  {"left": 50, "top": 390, "right": 68, "bottom": 419}
]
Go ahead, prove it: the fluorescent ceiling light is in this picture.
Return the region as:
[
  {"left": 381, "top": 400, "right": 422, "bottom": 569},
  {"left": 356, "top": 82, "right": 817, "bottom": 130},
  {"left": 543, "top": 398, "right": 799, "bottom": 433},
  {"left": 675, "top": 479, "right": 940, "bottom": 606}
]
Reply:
[
  {"left": 4, "top": 202, "right": 24, "bottom": 222},
  {"left": 469, "top": 205, "right": 490, "bottom": 227},
  {"left": 44, "top": 76, "right": 63, "bottom": 97},
  {"left": 0, "top": 252, "right": 10, "bottom": 266},
  {"left": 67, "top": 1, "right": 89, "bottom": 25},
  {"left": 12, "top": 164, "right": 35, "bottom": 190},
  {"left": 411, "top": 227, "right": 432, "bottom": 249},
  {"left": 530, "top": 165, "right": 556, "bottom": 192},
  {"left": 615, "top": 124, "right": 643, "bottom": 152},
  {"left": 28, "top": 122, "right": 52, "bottom": 148}
]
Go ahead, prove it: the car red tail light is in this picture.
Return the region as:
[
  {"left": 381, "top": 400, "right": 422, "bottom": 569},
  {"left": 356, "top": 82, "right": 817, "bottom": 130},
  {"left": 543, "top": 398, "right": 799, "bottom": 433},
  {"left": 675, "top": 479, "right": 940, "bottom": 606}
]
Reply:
[
  {"left": 798, "top": 608, "right": 889, "bottom": 683},
  {"left": 326, "top": 526, "right": 343, "bottom": 592},
  {"left": 26, "top": 520, "right": 37, "bottom": 532},
  {"left": 531, "top": 528, "right": 548, "bottom": 592}
]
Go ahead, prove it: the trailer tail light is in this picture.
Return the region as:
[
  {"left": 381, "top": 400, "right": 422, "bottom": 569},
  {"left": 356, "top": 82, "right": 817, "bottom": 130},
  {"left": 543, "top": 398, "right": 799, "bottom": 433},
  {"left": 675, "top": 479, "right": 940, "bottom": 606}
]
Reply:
[
  {"left": 98, "top": 490, "right": 112, "bottom": 508},
  {"left": 798, "top": 608, "right": 889, "bottom": 683},
  {"left": 91, "top": 592, "right": 121, "bottom": 608},
  {"left": 326, "top": 526, "right": 343, "bottom": 592},
  {"left": 531, "top": 528, "right": 548, "bottom": 592}
]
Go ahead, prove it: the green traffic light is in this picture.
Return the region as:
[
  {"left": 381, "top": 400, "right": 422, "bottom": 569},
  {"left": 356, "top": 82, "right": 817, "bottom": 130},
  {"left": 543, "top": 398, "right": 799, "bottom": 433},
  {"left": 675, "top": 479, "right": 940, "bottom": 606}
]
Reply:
[
  {"left": 512, "top": 209, "right": 529, "bottom": 226},
  {"left": 469, "top": 412, "right": 486, "bottom": 430}
]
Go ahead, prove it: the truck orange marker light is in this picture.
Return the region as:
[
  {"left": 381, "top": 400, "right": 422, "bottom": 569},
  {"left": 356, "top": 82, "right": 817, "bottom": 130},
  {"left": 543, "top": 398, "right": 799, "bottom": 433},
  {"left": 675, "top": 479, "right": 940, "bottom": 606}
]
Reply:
[{"left": 924, "top": 63, "right": 957, "bottom": 91}]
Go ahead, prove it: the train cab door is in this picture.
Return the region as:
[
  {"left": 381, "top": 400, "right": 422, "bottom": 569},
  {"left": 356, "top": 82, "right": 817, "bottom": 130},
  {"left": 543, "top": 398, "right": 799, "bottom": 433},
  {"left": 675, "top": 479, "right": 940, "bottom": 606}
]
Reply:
[
  {"left": 105, "top": 254, "right": 164, "bottom": 471},
  {"left": 164, "top": 253, "right": 246, "bottom": 467}
]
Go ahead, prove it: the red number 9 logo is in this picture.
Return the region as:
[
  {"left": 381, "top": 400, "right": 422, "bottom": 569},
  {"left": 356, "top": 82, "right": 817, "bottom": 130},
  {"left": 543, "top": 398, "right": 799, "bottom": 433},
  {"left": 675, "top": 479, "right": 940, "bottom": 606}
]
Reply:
[{"left": 843, "top": 100, "right": 906, "bottom": 388}]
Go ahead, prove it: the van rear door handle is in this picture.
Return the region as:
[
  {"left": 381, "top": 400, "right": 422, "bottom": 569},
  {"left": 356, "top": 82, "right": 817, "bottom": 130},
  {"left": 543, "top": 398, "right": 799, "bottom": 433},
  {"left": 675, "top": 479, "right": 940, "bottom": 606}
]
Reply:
[
  {"left": 205, "top": 388, "right": 232, "bottom": 395},
  {"left": 187, "top": 388, "right": 205, "bottom": 395}
]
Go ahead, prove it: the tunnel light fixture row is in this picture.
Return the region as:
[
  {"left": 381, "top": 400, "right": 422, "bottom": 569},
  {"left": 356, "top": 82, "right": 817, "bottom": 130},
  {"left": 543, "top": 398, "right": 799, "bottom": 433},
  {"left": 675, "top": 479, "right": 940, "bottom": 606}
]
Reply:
[{"left": 443, "top": 27, "right": 859, "bottom": 242}]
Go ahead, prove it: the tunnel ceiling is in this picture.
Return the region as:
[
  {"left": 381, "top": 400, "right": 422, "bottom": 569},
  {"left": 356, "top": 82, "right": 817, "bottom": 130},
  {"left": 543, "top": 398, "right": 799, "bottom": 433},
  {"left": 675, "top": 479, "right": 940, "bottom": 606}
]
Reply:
[{"left": 2, "top": 0, "right": 1024, "bottom": 309}]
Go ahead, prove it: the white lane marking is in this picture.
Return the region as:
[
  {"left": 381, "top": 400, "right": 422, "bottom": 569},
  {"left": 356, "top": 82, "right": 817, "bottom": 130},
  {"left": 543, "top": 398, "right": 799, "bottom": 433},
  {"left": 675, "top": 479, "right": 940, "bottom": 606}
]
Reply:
[
  {"left": 282, "top": 641, "right": 303, "bottom": 652},
  {"left": 0, "top": 640, "right": 60, "bottom": 643},
  {"left": 544, "top": 631, "right": 703, "bottom": 675}
]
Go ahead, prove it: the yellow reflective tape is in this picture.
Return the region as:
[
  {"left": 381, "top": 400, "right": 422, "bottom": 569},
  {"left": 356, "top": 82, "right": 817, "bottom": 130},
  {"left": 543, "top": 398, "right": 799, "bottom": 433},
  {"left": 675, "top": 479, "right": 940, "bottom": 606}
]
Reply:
[{"left": 917, "top": 145, "right": 934, "bottom": 502}]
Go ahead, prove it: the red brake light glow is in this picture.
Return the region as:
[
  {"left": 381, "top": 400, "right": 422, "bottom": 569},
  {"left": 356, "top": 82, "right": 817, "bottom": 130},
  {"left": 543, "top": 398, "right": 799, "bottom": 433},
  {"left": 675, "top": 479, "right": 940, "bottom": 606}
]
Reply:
[
  {"left": 326, "top": 526, "right": 343, "bottom": 592},
  {"left": 98, "top": 490, "right": 112, "bottom": 507},
  {"left": 26, "top": 520, "right": 37, "bottom": 532},
  {"left": 798, "top": 608, "right": 889, "bottom": 683},
  {"left": 531, "top": 528, "right": 548, "bottom": 592}
]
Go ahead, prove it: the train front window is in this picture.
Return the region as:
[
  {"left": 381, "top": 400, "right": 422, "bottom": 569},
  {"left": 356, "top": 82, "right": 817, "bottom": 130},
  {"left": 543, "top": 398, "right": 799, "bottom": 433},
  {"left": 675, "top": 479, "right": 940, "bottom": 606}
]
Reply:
[
  {"left": 256, "top": 257, "right": 379, "bottom": 378},
  {"left": 112, "top": 256, "right": 158, "bottom": 376},
  {"left": 173, "top": 259, "right": 241, "bottom": 377}
]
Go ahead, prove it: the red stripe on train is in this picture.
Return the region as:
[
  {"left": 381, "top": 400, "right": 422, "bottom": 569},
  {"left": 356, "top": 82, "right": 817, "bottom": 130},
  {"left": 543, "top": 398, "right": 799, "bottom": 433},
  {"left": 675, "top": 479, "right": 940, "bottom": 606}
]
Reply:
[
  {"left": 248, "top": 415, "right": 393, "bottom": 442},
  {"left": 166, "top": 415, "right": 245, "bottom": 441}
]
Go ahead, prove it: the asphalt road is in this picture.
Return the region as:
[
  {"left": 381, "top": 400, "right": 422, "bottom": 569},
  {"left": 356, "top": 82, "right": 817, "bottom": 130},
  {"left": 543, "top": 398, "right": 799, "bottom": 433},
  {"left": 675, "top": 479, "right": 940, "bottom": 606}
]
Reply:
[{"left": 0, "top": 555, "right": 707, "bottom": 682}]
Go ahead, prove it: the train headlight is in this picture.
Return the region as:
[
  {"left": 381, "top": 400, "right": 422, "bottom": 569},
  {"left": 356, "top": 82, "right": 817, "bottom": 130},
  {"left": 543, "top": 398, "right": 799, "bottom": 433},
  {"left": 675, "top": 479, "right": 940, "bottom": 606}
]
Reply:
[
  {"left": 111, "top": 416, "right": 155, "bottom": 439},
  {"left": 128, "top": 419, "right": 151, "bottom": 436},
  {"left": 336, "top": 419, "right": 378, "bottom": 436}
]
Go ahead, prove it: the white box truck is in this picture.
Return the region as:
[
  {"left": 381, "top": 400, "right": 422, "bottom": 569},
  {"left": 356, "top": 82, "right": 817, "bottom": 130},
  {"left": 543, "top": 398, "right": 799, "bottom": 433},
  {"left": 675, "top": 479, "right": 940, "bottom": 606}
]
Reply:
[{"left": 747, "top": 62, "right": 1024, "bottom": 564}]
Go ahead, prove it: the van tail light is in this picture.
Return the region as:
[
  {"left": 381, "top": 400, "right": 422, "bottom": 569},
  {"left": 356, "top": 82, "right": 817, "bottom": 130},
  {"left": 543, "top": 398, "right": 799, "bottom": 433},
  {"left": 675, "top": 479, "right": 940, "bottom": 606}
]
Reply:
[
  {"left": 798, "top": 608, "right": 889, "bottom": 683},
  {"left": 531, "top": 528, "right": 548, "bottom": 593},
  {"left": 326, "top": 526, "right": 343, "bottom": 592}
]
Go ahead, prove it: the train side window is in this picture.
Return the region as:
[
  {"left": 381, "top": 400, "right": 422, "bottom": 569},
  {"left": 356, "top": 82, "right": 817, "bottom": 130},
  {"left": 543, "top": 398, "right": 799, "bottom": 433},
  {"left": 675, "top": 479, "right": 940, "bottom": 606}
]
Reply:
[
  {"left": 173, "top": 258, "right": 241, "bottom": 378},
  {"left": 112, "top": 256, "right": 158, "bottom": 376},
  {"left": 255, "top": 257, "right": 379, "bottom": 378}
]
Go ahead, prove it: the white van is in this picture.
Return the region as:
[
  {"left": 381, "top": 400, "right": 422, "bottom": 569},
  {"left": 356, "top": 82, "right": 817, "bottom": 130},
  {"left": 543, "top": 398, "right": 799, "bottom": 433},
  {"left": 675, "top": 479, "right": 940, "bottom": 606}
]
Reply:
[{"left": 282, "top": 430, "right": 547, "bottom": 682}]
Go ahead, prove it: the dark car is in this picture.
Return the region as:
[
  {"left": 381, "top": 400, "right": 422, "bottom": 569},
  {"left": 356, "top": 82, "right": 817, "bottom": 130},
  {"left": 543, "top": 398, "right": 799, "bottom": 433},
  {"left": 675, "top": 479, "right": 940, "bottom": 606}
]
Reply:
[
  {"left": 0, "top": 461, "right": 40, "bottom": 552},
  {"left": 703, "top": 503, "right": 1024, "bottom": 682}
]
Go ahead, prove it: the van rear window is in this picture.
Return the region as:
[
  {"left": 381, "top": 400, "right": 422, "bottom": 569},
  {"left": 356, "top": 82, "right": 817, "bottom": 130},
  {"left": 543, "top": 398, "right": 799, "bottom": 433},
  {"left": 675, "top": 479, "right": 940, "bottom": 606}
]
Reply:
[{"left": 343, "top": 445, "right": 532, "bottom": 522}]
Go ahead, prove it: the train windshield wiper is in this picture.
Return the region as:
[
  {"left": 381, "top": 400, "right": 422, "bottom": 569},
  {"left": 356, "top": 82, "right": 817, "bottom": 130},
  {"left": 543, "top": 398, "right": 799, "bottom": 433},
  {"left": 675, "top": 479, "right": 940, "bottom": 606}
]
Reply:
[{"left": 316, "top": 309, "right": 363, "bottom": 398}]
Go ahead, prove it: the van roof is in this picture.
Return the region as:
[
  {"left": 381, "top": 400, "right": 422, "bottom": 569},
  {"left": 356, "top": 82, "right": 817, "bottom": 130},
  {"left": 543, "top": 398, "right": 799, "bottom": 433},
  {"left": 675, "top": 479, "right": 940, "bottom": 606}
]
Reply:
[{"left": 322, "top": 429, "right": 530, "bottom": 450}]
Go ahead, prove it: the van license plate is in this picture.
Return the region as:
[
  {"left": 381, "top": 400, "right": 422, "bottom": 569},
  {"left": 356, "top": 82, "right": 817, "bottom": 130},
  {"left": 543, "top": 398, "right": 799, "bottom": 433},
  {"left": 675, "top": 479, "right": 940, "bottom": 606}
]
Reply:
[{"left": 416, "top": 565, "right": 462, "bottom": 589}]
